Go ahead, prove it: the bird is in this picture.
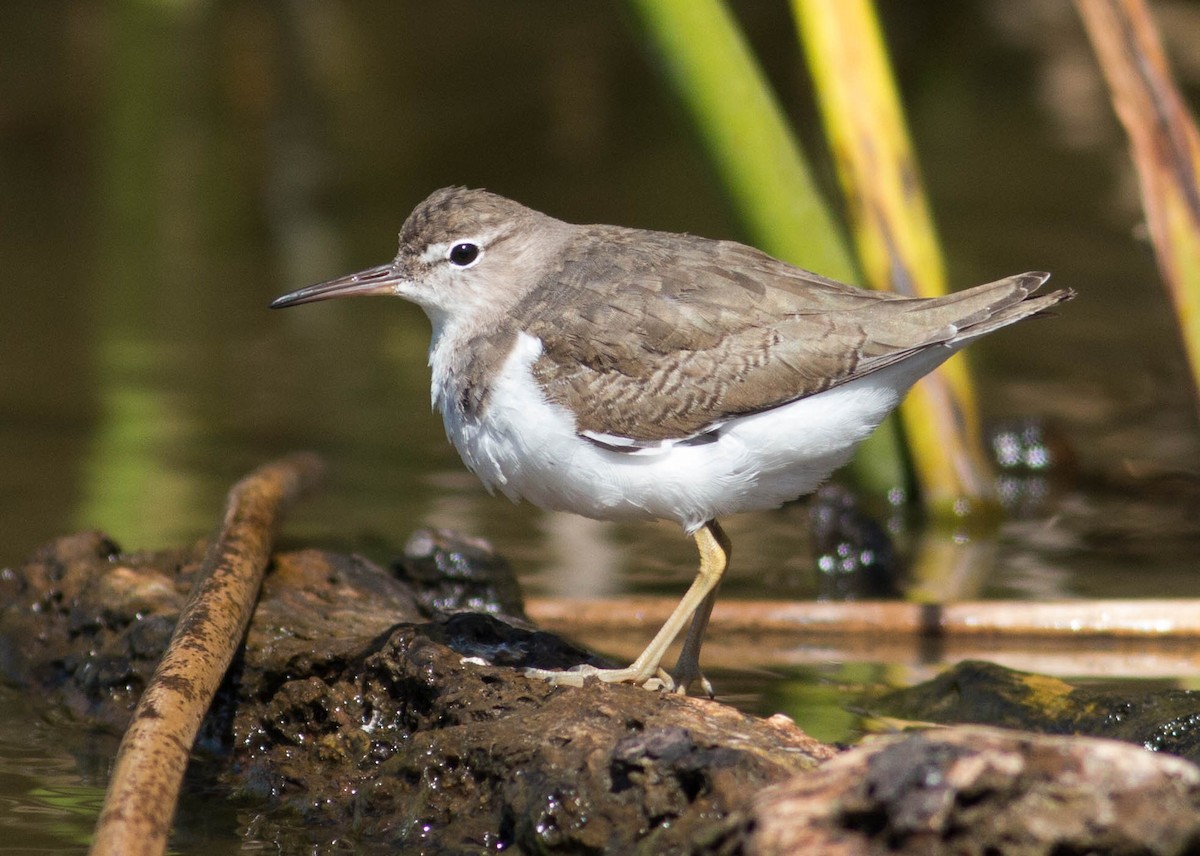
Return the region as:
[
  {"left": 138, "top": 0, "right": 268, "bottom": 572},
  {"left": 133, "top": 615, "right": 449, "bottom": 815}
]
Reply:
[{"left": 271, "top": 186, "right": 1073, "bottom": 695}]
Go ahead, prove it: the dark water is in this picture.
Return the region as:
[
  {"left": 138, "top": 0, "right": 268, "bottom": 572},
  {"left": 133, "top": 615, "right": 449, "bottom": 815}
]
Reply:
[{"left": 3, "top": 1, "right": 1200, "bottom": 851}]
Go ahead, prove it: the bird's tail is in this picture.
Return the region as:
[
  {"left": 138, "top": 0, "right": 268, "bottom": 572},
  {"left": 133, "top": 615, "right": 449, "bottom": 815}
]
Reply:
[{"left": 932, "top": 272, "right": 1075, "bottom": 344}]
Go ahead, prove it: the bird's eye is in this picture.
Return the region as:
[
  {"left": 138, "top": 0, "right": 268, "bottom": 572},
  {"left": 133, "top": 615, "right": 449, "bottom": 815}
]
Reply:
[{"left": 447, "top": 243, "right": 480, "bottom": 267}]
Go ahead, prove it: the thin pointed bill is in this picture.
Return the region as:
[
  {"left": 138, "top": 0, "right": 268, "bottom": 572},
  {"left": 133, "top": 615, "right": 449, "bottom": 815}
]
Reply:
[{"left": 270, "top": 262, "right": 406, "bottom": 308}]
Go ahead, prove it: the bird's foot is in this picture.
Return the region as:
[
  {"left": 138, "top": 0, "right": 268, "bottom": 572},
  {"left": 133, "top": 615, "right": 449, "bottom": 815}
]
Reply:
[
  {"left": 667, "top": 662, "right": 710, "bottom": 696},
  {"left": 670, "top": 656, "right": 714, "bottom": 698},
  {"left": 523, "top": 664, "right": 676, "bottom": 692}
]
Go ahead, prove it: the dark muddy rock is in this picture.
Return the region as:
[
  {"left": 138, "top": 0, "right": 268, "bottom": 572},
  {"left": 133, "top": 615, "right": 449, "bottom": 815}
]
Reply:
[
  {"left": 393, "top": 527, "right": 529, "bottom": 622},
  {"left": 745, "top": 725, "right": 1200, "bottom": 855},
  {"left": 0, "top": 531, "right": 424, "bottom": 734},
  {"left": 878, "top": 659, "right": 1200, "bottom": 763},
  {"left": 0, "top": 531, "right": 830, "bottom": 852},
  {"left": 8, "top": 533, "right": 1200, "bottom": 853},
  {"left": 238, "top": 618, "right": 828, "bottom": 851}
]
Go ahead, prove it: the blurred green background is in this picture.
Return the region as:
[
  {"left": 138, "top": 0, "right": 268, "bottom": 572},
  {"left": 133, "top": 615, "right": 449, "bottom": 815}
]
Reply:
[
  {"left": 3, "top": 2, "right": 1196, "bottom": 598},
  {"left": 2, "top": 2, "right": 1200, "bottom": 848}
]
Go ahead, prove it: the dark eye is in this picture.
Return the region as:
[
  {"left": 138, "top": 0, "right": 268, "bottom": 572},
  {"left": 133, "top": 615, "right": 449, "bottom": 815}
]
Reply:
[{"left": 448, "top": 243, "right": 479, "bottom": 267}]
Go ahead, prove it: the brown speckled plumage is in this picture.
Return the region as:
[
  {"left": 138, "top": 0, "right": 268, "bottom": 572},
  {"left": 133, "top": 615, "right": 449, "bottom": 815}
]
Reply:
[
  {"left": 271, "top": 186, "right": 1074, "bottom": 693},
  {"left": 395, "top": 188, "right": 1069, "bottom": 445}
]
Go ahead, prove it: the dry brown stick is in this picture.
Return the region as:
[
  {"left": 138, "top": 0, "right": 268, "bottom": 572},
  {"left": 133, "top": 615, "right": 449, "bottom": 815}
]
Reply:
[
  {"left": 527, "top": 596, "right": 1200, "bottom": 639},
  {"left": 1076, "top": 0, "right": 1200, "bottom": 416},
  {"left": 89, "top": 453, "right": 325, "bottom": 856}
]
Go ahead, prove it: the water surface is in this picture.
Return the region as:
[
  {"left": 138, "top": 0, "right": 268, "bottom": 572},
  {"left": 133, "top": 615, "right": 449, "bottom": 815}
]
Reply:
[{"left": 2, "top": 2, "right": 1199, "bottom": 851}]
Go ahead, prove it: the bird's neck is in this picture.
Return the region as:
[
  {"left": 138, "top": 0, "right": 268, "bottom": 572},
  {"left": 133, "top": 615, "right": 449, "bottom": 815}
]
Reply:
[{"left": 427, "top": 312, "right": 519, "bottom": 425}]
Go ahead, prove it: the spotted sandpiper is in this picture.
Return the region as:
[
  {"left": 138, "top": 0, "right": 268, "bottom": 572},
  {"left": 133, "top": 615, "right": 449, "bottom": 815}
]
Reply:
[{"left": 271, "top": 186, "right": 1072, "bottom": 694}]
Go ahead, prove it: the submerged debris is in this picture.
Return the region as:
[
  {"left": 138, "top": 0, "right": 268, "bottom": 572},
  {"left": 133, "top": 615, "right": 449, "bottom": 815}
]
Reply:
[
  {"left": 5, "top": 529, "right": 1200, "bottom": 853},
  {"left": 0, "top": 531, "right": 828, "bottom": 852},
  {"left": 878, "top": 659, "right": 1200, "bottom": 762}
]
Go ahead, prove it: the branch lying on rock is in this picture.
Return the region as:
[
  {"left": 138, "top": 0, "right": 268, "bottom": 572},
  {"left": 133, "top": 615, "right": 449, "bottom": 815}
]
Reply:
[
  {"left": 529, "top": 596, "right": 1200, "bottom": 679},
  {"left": 88, "top": 453, "right": 325, "bottom": 856},
  {"left": 530, "top": 595, "right": 1200, "bottom": 640},
  {"left": 5, "top": 473, "right": 1200, "bottom": 852}
]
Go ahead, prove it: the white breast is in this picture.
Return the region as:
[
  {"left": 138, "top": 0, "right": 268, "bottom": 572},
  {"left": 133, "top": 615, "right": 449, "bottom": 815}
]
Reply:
[{"left": 432, "top": 331, "right": 950, "bottom": 533}]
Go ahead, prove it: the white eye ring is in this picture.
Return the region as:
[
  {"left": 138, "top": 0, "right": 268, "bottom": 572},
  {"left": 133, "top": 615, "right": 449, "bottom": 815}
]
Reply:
[{"left": 447, "top": 242, "right": 482, "bottom": 268}]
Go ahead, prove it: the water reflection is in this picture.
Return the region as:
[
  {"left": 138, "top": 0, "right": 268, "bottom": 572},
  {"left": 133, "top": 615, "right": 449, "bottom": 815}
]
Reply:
[
  {"left": 4, "top": 2, "right": 1200, "bottom": 849},
  {"left": 76, "top": 334, "right": 204, "bottom": 549},
  {"left": 3, "top": 1, "right": 1196, "bottom": 591},
  {"left": 0, "top": 687, "right": 107, "bottom": 851}
]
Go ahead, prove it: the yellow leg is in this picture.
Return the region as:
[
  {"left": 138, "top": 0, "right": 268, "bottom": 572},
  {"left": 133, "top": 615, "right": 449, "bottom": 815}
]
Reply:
[
  {"left": 524, "top": 520, "right": 731, "bottom": 694},
  {"left": 670, "top": 521, "right": 730, "bottom": 695}
]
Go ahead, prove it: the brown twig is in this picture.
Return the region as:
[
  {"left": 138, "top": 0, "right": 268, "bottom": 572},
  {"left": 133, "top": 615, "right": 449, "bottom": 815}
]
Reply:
[
  {"left": 89, "top": 453, "right": 325, "bottom": 856},
  {"left": 529, "top": 596, "right": 1200, "bottom": 679},
  {"left": 1076, "top": 0, "right": 1200, "bottom": 416},
  {"left": 528, "top": 596, "right": 1200, "bottom": 638}
]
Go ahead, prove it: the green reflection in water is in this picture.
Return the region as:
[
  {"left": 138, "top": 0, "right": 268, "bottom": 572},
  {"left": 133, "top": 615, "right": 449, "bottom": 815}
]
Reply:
[
  {"left": 761, "top": 661, "right": 892, "bottom": 745},
  {"left": 0, "top": 686, "right": 108, "bottom": 853},
  {"left": 21, "top": 785, "right": 105, "bottom": 849},
  {"left": 75, "top": 1, "right": 204, "bottom": 548},
  {"left": 76, "top": 337, "right": 200, "bottom": 548}
]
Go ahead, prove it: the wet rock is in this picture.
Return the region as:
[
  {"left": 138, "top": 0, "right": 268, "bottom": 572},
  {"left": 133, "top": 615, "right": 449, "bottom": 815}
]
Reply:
[
  {"left": 394, "top": 528, "right": 529, "bottom": 621},
  {"left": 1, "top": 531, "right": 196, "bottom": 730},
  {"left": 8, "top": 533, "right": 1200, "bottom": 853},
  {"left": 0, "top": 533, "right": 425, "bottom": 732},
  {"left": 0, "top": 532, "right": 830, "bottom": 852},
  {"left": 422, "top": 610, "right": 610, "bottom": 670},
  {"left": 878, "top": 660, "right": 1200, "bottom": 763},
  {"left": 232, "top": 613, "right": 830, "bottom": 851},
  {"left": 745, "top": 726, "right": 1200, "bottom": 855}
]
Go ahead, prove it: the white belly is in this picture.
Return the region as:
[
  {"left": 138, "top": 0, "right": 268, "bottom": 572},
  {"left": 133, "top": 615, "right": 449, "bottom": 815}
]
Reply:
[{"left": 435, "top": 332, "right": 948, "bottom": 533}]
